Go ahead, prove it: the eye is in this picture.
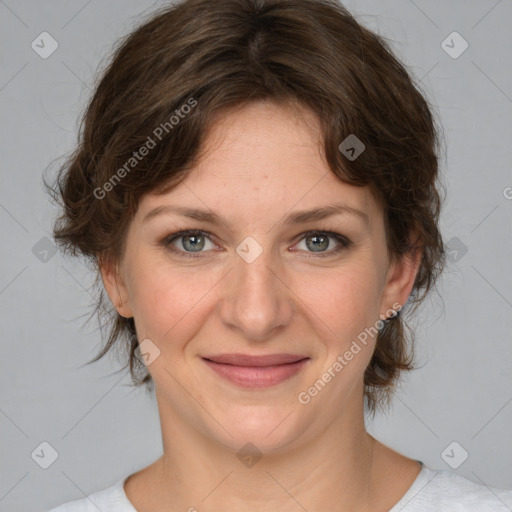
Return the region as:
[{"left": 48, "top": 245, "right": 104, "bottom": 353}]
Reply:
[
  {"left": 163, "top": 230, "right": 218, "bottom": 258},
  {"left": 161, "top": 229, "right": 352, "bottom": 259},
  {"left": 293, "top": 231, "right": 351, "bottom": 257}
]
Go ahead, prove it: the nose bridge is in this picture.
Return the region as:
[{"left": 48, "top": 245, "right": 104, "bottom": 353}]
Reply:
[
  {"left": 236, "top": 251, "right": 277, "bottom": 301},
  {"left": 220, "top": 242, "right": 293, "bottom": 340}
]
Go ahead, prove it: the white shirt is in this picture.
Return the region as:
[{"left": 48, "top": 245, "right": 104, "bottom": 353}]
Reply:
[{"left": 48, "top": 461, "right": 512, "bottom": 511}]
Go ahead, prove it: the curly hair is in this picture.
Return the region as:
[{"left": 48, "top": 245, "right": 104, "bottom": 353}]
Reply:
[{"left": 45, "top": 0, "right": 446, "bottom": 415}]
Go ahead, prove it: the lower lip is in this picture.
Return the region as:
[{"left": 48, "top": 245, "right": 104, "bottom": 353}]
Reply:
[{"left": 202, "top": 358, "right": 309, "bottom": 388}]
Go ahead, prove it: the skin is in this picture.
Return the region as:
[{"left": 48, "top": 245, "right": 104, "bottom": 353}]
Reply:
[{"left": 101, "top": 99, "right": 423, "bottom": 511}]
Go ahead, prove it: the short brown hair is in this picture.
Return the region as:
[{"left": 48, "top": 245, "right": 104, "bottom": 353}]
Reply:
[{"left": 46, "top": 0, "right": 446, "bottom": 415}]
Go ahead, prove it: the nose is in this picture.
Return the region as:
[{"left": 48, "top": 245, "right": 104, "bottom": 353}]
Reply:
[{"left": 219, "top": 246, "right": 294, "bottom": 342}]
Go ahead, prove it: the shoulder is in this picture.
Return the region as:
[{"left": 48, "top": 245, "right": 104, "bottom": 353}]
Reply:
[
  {"left": 393, "top": 464, "right": 512, "bottom": 511},
  {"left": 47, "top": 477, "right": 135, "bottom": 512}
]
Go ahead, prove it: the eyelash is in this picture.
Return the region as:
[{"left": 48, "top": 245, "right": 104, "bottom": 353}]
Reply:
[{"left": 160, "top": 228, "right": 352, "bottom": 260}]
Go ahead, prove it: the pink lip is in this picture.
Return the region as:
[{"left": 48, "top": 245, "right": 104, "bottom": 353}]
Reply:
[
  {"left": 203, "top": 353, "right": 307, "bottom": 366},
  {"left": 202, "top": 353, "right": 309, "bottom": 388}
]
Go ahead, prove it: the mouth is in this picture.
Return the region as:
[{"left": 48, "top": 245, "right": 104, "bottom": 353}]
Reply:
[{"left": 201, "top": 353, "right": 310, "bottom": 388}]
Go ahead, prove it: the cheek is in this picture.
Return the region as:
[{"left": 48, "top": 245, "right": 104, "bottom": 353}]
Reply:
[
  {"left": 302, "top": 270, "right": 383, "bottom": 393},
  {"left": 126, "top": 257, "right": 221, "bottom": 341},
  {"left": 294, "top": 264, "right": 382, "bottom": 348}
]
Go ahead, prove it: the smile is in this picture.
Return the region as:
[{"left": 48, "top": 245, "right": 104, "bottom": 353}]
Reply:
[{"left": 201, "top": 353, "right": 310, "bottom": 388}]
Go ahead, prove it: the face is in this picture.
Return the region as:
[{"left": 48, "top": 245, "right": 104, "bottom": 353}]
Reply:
[{"left": 102, "top": 100, "right": 419, "bottom": 454}]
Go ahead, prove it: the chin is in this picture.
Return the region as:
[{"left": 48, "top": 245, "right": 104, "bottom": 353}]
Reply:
[{"left": 207, "top": 402, "right": 306, "bottom": 455}]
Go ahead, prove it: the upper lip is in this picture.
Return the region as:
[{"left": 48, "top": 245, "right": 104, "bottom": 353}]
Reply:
[{"left": 202, "top": 353, "right": 309, "bottom": 367}]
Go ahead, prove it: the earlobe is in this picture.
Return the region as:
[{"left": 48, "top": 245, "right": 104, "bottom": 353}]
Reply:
[{"left": 99, "top": 258, "right": 133, "bottom": 318}]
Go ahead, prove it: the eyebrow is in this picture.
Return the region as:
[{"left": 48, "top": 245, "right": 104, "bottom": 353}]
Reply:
[{"left": 142, "top": 202, "right": 370, "bottom": 228}]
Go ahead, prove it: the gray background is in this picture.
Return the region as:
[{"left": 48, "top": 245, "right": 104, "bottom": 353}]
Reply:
[{"left": 0, "top": 0, "right": 511, "bottom": 510}]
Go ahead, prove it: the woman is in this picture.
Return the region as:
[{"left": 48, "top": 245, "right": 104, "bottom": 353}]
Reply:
[{"left": 47, "top": 0, "right": 512, "bottom": 510}]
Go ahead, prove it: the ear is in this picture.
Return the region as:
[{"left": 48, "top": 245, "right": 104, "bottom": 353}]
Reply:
[
  {"left": 379, "top": 234, "right": 423, "bottom": 319},
  {"left": 99, "top": 256, "right": 134, "bottom": 318}
]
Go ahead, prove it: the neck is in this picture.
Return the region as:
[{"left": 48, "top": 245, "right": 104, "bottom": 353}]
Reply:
[{"left": 145, "top": 391, "right": 379, "bottom": 511}]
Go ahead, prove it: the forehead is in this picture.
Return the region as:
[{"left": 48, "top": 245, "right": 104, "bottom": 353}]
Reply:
[{"left": 138, "top": 100, "right": 380, "bottom": 226}]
